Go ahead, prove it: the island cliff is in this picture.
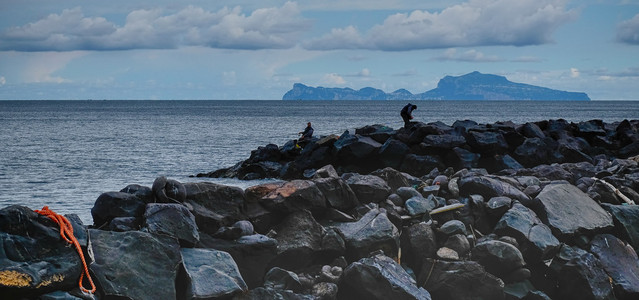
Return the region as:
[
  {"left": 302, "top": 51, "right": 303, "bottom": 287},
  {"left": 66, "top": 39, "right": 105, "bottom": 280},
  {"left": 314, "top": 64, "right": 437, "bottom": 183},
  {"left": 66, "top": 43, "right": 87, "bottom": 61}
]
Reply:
[{"left": 283, "top": 71, "right": 590, "bottom": 101}]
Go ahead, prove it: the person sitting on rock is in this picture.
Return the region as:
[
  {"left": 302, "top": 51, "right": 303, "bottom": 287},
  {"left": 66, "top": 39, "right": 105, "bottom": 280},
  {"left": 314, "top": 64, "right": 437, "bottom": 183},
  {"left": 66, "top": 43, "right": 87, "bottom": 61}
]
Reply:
[
  {"left": 401, "top": 103, "right": 417, "bottom": 128},
  {"left": 297, "top": 122, "right": 314, "bottom": 148}
]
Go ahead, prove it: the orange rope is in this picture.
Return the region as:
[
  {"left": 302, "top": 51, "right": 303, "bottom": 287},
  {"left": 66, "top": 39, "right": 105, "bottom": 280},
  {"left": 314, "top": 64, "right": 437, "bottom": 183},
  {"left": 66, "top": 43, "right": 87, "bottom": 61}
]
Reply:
[{"left": 34, "top": 206, "right": 96, "bottom": 294}]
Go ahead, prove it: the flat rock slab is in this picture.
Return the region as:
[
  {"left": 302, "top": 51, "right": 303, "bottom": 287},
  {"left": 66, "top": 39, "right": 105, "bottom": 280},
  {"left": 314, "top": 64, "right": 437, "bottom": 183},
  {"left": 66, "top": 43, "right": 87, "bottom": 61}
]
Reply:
[
  {"left": 89, "top": 230, "right": 181, "bottom": 300},
  {"left": 180, "top": 248, "right": 247, "bottom": 299},
  {"left": 589, "top": 234, "right": 639, "bottom": 299},
  {"left": 333, "top": 209, "right": 399, "bottom": 262},
  {"left": 534, "top": 184, "right": 613, "bottom": 239}
]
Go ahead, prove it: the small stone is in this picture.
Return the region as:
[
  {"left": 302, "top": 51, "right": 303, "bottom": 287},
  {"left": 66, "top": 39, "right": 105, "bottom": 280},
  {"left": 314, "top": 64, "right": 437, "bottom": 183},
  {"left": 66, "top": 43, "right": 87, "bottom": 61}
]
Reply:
[
  {"left": 437, "top": 247, "right": 460, "bottom": 260},
  {"left": 439, "top": 220, "right": 467, "bottom": 236}
]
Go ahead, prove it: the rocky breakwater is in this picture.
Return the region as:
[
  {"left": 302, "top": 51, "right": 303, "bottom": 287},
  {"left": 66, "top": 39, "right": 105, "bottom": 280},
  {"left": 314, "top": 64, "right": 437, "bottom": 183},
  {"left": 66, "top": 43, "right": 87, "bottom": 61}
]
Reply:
[{"left": 0, "top": 119, "right": 637, "bottom": 300}]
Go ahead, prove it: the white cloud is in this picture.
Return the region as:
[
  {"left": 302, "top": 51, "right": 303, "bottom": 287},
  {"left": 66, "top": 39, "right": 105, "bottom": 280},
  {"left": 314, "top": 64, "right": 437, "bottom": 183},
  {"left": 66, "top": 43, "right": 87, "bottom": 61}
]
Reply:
[
  {"left": 570, "top": 67, "right": 580, "bottom": 78},
  {"left": 358, "top": 68, "right": 370, "bottom": 77},
  {"left": 322, "top": 73, "right": 346, "bottom": 85},
  {"left": 21, "top": 51, "right": 87, "bottom": 83},
  {"left": 0, "top": 76, "right": 5, "bottom": 86},
  {"left": 305, "top": 0, "right": 577, "bottom": 51},
  {"left": 434, "top": 48, "right": 501, "bottom": 62},
  {"left": 617, "top": 13, "right": 639, "bottom": 45},
  {"left": 1, "top": 2, "right": 311, "bottom": 51}
]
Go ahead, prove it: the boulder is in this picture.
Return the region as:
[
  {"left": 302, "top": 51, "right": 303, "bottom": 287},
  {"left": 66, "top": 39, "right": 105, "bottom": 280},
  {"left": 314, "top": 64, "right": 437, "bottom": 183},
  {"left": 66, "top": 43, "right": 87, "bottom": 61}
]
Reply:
[
  {"left": 378, "top": 139, "right": 409, "bottom": 169},
  {"left": 400, "top": 222, "right": 438, "bottom": 274},
  {"left": 589, "top": 234, "right": 639, "bottom": 299},
  {"left": 0, "top": 206, "right": 84, "bottom": 297},
  {"left": 333, "top": 209, "right": 400, "bottom": 262},
  {"left": 356, "top": 124, "right": 396, "bottom": 144},
  {"left": 312, "top": 177, "right": 359, "bottom": 211},
  {"left": 558, "top": 252, "right": 615, "bottom": 300},
  {"left": 459, "top": 176, "right": 531, "bottom": 204},
  {"left": 263, "top": 267, "right": 302, "bottom": 292},
  {"left": 269, "top": 210, "right": 327, "bottom": 270},
  {"left": 422, "top": 134, "right": 467, "bottom": 150},
  {"left": 233, "top": 287, "right": 313, "bottom": 300},
  {"left": 471, "top": 240, "right": 526, "bottom": 278},
  {"left": 333, "top": 131, "right": 382, "bottom": 162},
  {"left": 152, "top": 176, "right": 187, "bottom": 203},
  {"left": 466, "top": 131, "right": 509, "bottom": 154},
  {"left": 446, "top": 147, "right": 481, "bottom": 170},
  {"left": 370, "top": 167, "right": 422, "bottom": 192},
  {"left": 418, "top": 259, "right": 505, "bottom": 300},
  {"left": 183, "top": 182, "right": 246, "bottom": 234},
  {"left": 89, "top": 230, "right": 181, "bottom": 300},
  {"left": 514, "top": 138, "right": 552, "bottom": 167},
  {"left": 91, "top": 191, "right": 147, "bottom": 227},
  {"left": 246, "top": 143, "right": 281, "bottom": 163},
  {"left": 143, "top": 203, "right": 199, "bottom": 247},
  {"left": 312, "top": 164, "right": 339, "bottom": 179},
  {"left": 338, "top": 253, "right": 431, "bottom": 300},
  {"left": 180, "top": 248, "right": 247, "bottom": 299},
  {"left": 120, "top": 184, "right": 154, "bottom": 203},
  {"left": 444, "top": 234, "right": 471, "bottom": 257},
  {"left": 404, "top": 196, "right": 436, "bottom": 216},
  {"left": 533, "top": 184, "right": 613, "bottom": 239},
  {"left": 494, "top": 203, "right": 560, "bottom": 263},
  {"left": 400, "top": 154, "right": 444, "bottom": 177},
  {"left": 259, "top": 180, "right": 327, "bottom": 214},
  {"left": 439, "top": 220, "right": 467, "bottom": 236},
  {"left": 601, "top": 204, "right": 639, "bottom": 253},
  {"left": 197, "top": 233, "right": 277, "bottom": 289},
  {"left": 342, "top": 174, "right": 391, "bottom": 204},
  {"left": 521, "top": 122, "right": 546, "bottom": 139}
]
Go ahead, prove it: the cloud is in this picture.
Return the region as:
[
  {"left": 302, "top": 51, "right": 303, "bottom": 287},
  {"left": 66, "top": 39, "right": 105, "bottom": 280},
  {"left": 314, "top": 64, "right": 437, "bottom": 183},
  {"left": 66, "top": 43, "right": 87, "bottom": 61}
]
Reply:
[
  {"left": 616, "top": 13, "right": 639, "bottom": 45},
  {"left": 1, "top": 2, "right": 311, "bottom": 51},
  {"left": 322, "top": 73, "right": 346, "bottom": 85},
  {"left": 305, "top": 0, "right": 577, "bottom": 51},
  {"left": 0, "top": 76, "right": 5, "bottom": 86},
  {"left": 570, "top": 67, "right": 580, "bottom": 78},
  {"left": 433, "top": 48, "right": 501, "bottom": 62}
]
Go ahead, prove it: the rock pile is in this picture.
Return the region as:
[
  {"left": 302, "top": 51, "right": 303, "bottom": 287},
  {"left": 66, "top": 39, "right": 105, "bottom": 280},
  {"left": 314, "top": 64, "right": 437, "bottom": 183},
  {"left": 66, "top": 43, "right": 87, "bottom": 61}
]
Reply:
[{"left": 2, "top": 119, "right": 639, "bottom": 300}]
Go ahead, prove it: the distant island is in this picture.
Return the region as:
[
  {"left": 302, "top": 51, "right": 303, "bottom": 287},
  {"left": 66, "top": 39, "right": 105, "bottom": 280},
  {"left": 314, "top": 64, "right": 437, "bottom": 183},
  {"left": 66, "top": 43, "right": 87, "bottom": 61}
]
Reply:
[{"left": 282, "top": 71, "right": 590, "bottom": 101}]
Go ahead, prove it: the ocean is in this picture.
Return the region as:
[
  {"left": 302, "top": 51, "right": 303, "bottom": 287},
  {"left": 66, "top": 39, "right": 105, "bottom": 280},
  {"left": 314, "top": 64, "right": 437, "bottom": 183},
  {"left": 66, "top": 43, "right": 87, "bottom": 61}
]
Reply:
[{"left": 1, "top": 100, "right": 638, "bottom": 224}]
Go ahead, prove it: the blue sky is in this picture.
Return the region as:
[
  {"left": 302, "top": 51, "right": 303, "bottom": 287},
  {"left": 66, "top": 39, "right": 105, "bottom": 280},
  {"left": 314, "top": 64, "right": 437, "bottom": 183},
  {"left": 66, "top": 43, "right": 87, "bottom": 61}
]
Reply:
[{"left": 0, "top": 0, "right": 638, "bottom": 100}]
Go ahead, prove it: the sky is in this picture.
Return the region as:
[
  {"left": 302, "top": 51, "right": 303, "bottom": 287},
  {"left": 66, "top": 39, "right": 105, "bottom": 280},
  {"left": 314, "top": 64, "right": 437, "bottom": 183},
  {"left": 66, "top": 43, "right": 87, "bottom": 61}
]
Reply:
[{"left": 0, "top": 0, "right": 638, "bottom": 100}]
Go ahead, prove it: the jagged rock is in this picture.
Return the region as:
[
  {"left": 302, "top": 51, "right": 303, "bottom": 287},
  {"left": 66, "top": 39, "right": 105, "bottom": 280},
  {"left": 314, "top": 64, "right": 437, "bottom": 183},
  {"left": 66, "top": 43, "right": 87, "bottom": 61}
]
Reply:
[
  {"left": 486, "top": 196, "right": 513, "bottom": 219},
  {"left": 332, "top": 209, "right": 399, "bottom": 262},
  {"left": 264, "top": 267, "right": 302, "bottom": 292},
  {"left": 247, "top": 143, "right": 281, "bottom": 163},
  {"left": 197, "top": 233, "right": 277, "bottom": 289},
  {"left": 312, "top": 177, "right": 359, "bottom": 211},
  {"left": 120, "top": 184, "right": 154, "bottom": 202},
  {"left": 514, "top": 138, "right": 552, "bottom": 167},
  {"left": 422, "top": 134, "right": 467, "bottom": 150},
  {"left": 152, "top": 176, "right": 187, "bottom": 203},
  {"left": 400, "top": 154, "right": 444, "bottom": 176},
  {"left": 589, "top": 234, "right": 639, "bottom": 299},
  {"left": 342, "top": 174, "right": 391, "bottom": 204},
  {"left": 459, "top": 175, "right": 531, "bottom": 204},
  {"left": 259, "top": 180, "right": 327, "bottom": 214},
  {"left": 89, "top": 230, "right": 181, "bottom": 300},
  {"left": 521, "top": 123, "right": 546, "bottom": 139},
  {"left": 446, "top": 147, "right": 481, "bottom": 170},
  {"left": 313, "top": 164, "right": 339, "bottom": 179},
  {"left": 378, "top": 139, "right": 409, "bottom": 169},
  {"left": 418, "top": 259, "right": 505, "bottom": 300},
  {"left": 557, "top": 252, "right": 615, "bottom": 300},
  {"left": 466, "top": 131, "right": 509, "bottom": 154},
  {"left": 533, "top": 184, "right": 613, "bottom": 239},
  {"left": 601, "top": 204, "right": 639, "bottom": 253},
  {"left": 183, "top": 182, "right": 246, "bottom": 234},
  {"left": 143, "top": 203, "right": 199, "bottom": 247},
  {"left": 400, "top": 222, "right": 437, "bottom": 274},
  {"left": 91, "top": 191, "right": 147, "bottom": 227},
  {"left": 471, "top": 240, "right": 526, "bottom": 278},
  {"left": 180, "top": 248, "right": 247, "bottom": 299},
  {"left": 333, "top": 131, "right": 382, "bottom": 163},
  {"left": 0, "top": 206, "right": 84, "bottom": 297},
  {"left": 338, "top": 253, "right": 431, "bottom": 300},
  {"left": 494, "top": 202, "right": 560, "bottom": 263},
  {"left": 269, "top": 210, "right": 327, "bottom": 270},
  {"left": 370, "top": 167, "right": 421, "bottom": 192},
  {"left": 356, "top": 124, "right": 396, "bottom": 144},
  {"left": 404, "top": 196, "right": 436, "bottom": 216}
]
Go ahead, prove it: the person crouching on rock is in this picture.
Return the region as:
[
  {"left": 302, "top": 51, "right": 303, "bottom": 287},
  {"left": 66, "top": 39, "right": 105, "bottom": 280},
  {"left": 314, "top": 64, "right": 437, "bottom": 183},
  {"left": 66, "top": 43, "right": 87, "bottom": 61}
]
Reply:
[
  {"left": 297, "top": 122, "right": 314, "bottom": 148},
  {"left": 401, "top": 103, "right": 417, "bottom": 128}
]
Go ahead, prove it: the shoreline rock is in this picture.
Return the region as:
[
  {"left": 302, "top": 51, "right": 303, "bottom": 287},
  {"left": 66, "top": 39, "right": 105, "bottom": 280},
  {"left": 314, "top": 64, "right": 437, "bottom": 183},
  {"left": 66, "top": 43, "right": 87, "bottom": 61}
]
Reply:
[{"left": 2, "top": 118, "right": 639, "bottom": 299}]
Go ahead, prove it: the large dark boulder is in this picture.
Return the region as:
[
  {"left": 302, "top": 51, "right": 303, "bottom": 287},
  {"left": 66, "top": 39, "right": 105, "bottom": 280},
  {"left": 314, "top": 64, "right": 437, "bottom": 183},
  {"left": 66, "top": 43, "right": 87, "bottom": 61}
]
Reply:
[
  {"left": 338, "top": 253, "right": 431, "bottom": 300},
  {"left": 91, "top": 191, "right": 147, "bottom": 227},
  {"left": 197, "top": 233, "right": 277, "bottom": 289},
  {"left": 179, "top": 248, "right": 247, "bottom": 299},
  {"left": 152, "top": 176, "right": 187, "bottom": 203},
  {"left": 378, "top": 139, "right": 409, "bottom": 168},
  {"left": 514, "top": 138, "right": 552, "bottom": 167},
  {"left": 589, "top": 234, "right": 639, "bottom": 299},
  {"left": 246, "top": 143, "right": 281, "bottom": 163},
  {"left": 143, "top": 203, "right": 199, "bottom": 247},
  {"left": 89, "top": 230, "right": 181, "bottom": 300},
  {"left": 533, "top": 184, "right": 613, "bottom": 239},
  {"left": 400, "top": 154, "right": 444, "bottom": 176},
  {"left": 466, "top": 131, "right": 509, "bottom": 154},
  {"left": 557, "top": 252, "right": 615, "bottom": 300},
  {"left": 418, "top": 259, "right": 505, "bottom": 300},
  {"left": 0, "top": 206, "right": 84, "bottom": 297},
  {"left": 446, "top": 147, "right": 480, "bottom": 170},
  {"left": 400, "top": 222, "right": 437, "bottom": 274},
  {"left": 312, "top": 177, "right": 359, "bottom": 211},
  {"left": 268, "top": 210, "right": 327, "bottom": 270},
  {"left": 259, "top": 180, "right": 327, "bottom": 214},
  {"left": 333, "top": 131, "right": 382, "bottom": 162},
  {"left": 601, "top": 204, "right": 639, "bottom": 254},
  {"left": 422, "top": 134, "right": 467, "bottom": 150},
  {"left": 459, "top": 176, "right": 531, "bottom": 204},
  {"left": 183, "top": 182, "right": 246, "bottom": 234},
  {"left": 356, "top": 124, "right": 396, "bottom": 144},
  {"left": 342, "top": 174, "right": 391, "bottom": 204},
  {"left": 471, "top": 240, "right": 526, "bottom": 278},
  {"left": 494, "top": 202, "right": 560, "bottom": 263},
  {"left": 370, "top": 167, "right": 421, "bottom": 192},
  {"left": 521, "top": 122, "right": 546, "bottom": 139},
  {"left": 332, "top": 209, "right": 399, "bottom": 262}
]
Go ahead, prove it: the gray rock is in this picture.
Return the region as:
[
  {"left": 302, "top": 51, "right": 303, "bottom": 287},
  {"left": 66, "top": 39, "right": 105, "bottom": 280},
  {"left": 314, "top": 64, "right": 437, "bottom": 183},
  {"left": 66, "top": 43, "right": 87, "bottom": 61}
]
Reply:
[
  {"left": 143, "top": 203, "right": 199, "bottom": 246},
  {"left": 601, "top": 204, "right": 639, "bottom": 254},
  {"left": 232, "top": 287, "right": 313, "bottom": 300},
  {"left": 486, "top": 196, "right": 513, "bottom": 218},
  {"left": 396, "top": 187, "right": 422, "bottom": 200},
  {"left": 439, "top": 220, "right": 467, "bottom": 236},
  {"left": 400, "top": 222, "right": 437, "bottom": 274},
  {"left": 259, "top": 180, "right": 327, "bottom": 214},
  {"left": 339, "top": 254, "right": 431, "bottom": 300},
  {"left": 558, "top": 252, "right": 614, "bottom": 300},
  {"left": 405, "top": 196, "right": 435, "bottom": 216},
  {"left": 91, "top": 191, "right": 147, "bottom": 227},
  {"left": 269, "top": 210, "right": 325, "bottom": 270},
  {"left": 459, "top": 176, "right": 531, "bottom": 205},
  {"left": 418, "top": 259, "right": 504, "bottom": 300},
  {"left": 343, "top": 174, "right": 391, "bottom": 204},
  {"left": 378, "top": 138, "right": 410, "bottom": 169},
  {"left": 370, "top": 167, "right": 422, "bottom": 193},
  {"left": 312, "top": 282, "right": 338, "bottom": 300},
  {"left": 333, "top": 209, "right": 399, "bottom": 261},
  {"left": 264, "top": 267, "right": 302, "bottom": 292},
  {"left": 313, "top": 177, "right": 359, "bottom": 211},
  {"left": 313, "top": 164, "right": 339, "bottom": 179},
  {"left": 589, "top": 234, "right": 639, "bottom": 299},
  {"left": 89, "top": 230, "right": 181, "bottom": 300},
  {"left": 180, "top": 248, "right": 247, "bottom": 299},
  {"left": 152, "top": 176, "right": 186, "bottom": 203},
  {"left": 436, "top": 247, "right": 460, "bottom": 260},
  {"left": 533, "top": 184, "right": 613, "bottom": 239},
  {"left": 471, "top": 240, "right": 526, "bottom": 278},
  {"left": 444, "top": 234, "right": 471, "bottom": 257},
  {"left": 184, "top": 182, "right": 246, "bottom": 234}
]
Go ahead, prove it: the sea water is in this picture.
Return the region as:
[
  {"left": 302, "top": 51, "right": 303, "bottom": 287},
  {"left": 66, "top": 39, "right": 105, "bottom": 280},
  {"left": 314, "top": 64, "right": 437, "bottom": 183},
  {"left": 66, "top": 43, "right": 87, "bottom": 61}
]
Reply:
[{"left": 1, "top": 100, "right": 638, "bottom": 224}]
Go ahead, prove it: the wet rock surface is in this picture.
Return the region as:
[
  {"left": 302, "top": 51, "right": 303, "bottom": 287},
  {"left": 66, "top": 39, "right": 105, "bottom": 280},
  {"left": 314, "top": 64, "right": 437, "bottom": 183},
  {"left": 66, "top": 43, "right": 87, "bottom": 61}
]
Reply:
[{"left": 3, "top": 119, "right": 639, "bottom": 299}]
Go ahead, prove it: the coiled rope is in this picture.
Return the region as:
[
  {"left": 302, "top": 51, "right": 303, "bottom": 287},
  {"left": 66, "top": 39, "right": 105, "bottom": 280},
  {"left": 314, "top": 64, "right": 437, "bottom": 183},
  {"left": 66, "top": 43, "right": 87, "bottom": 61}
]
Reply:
[{"left": 34, "top": 206, "right": 96, "bottom": 294}]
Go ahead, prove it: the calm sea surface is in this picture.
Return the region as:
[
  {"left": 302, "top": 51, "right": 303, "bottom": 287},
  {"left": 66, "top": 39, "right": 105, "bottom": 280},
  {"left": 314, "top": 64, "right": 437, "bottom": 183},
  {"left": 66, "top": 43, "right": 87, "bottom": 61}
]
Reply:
[{"left": 1, "top": 100, "right": 638, "bottom": 223}]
